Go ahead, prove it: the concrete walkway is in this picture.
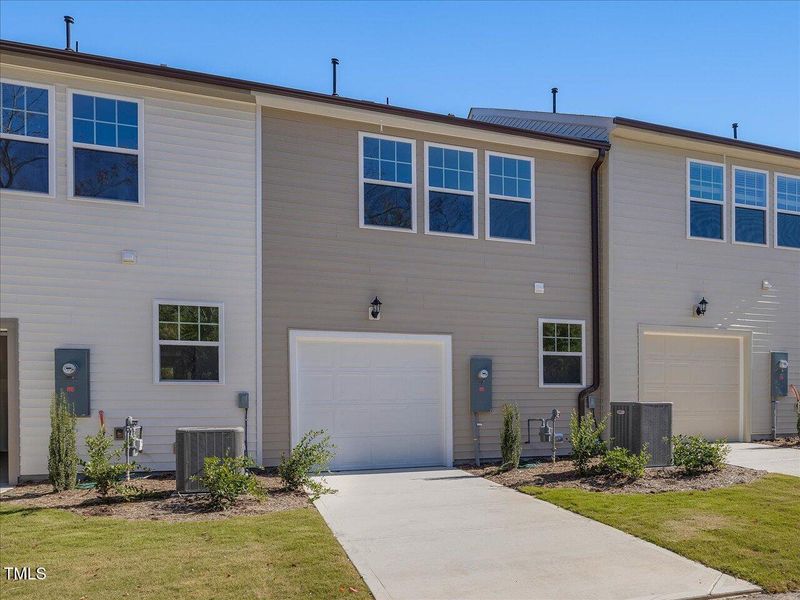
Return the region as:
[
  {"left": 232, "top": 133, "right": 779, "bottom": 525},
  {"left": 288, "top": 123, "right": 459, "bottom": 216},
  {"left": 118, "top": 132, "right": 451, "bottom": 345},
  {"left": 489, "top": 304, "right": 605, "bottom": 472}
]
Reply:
[
  {"left": 726, "top": 443, "right": 800, "bottom": 477},
  {"left": 315, "top": 468, "right": 759, "bottom": 600}
]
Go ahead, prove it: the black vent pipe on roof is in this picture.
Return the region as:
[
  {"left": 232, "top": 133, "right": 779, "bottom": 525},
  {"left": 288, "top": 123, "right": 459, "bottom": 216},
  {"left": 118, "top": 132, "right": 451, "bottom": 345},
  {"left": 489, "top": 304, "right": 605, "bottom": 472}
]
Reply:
[
  {"left": 551, "top": 87, "right": 558, "bottom": 113},
  {"left": 732, "top": 122, "right": 739, "bottom": 139},
  {"left": 331, "top": 58, "right": 339, "bottom": 96},
  {"left": 64, "top": 16, "right": 74, "bottom": 51},
  {"left": 577, "top": 148, "right": 607, "bottom": 420}
]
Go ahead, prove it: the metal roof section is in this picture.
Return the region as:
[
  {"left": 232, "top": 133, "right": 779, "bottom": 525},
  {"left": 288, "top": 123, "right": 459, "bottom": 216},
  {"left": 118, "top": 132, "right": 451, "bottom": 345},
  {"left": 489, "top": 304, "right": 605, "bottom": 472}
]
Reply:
[{"left": 469, "top": 108, "right": 613, "bottom": 142}]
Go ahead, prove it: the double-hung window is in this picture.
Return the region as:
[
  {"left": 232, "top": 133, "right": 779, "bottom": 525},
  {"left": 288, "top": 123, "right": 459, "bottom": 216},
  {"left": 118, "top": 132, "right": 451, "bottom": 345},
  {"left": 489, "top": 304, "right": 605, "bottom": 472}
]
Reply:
[
  {"left": 486, "top": 152, "right": 534, "bottom": 243},
  {"left": 69, "top": 90, "right": 142, "bottom": 203},
  {"left": 732, "top": 167, "right": 768, "bottom": 245},
  {"left": 687, "top": 159, "right": 725, "bottom": 240},
  {"left": 155, "top": 301, "right": 223, "bottom": 383},
  {"left": 539, "top": 319, "right": 585, "bottom": 387},
  {"left": 776, "top": 173, "right": 800, "bottom": 249},
  {"left": 359, "top": 132, "right": 415, "bottom": 231},
  {"left": 424, "top": 143, "right": 477, "bottom": 237},
  {"left": 0, "top": 80, "right": 53, "bottom": 195}
]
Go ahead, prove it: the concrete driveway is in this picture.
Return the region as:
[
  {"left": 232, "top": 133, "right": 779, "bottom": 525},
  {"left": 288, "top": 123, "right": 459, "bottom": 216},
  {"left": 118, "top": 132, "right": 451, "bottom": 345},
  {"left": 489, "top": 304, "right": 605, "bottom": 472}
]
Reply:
[
  {"left": 726, "top": 443, "right": 800, "bottom": 477},
  {"left": 315, "top": 468, "right": 759, "bottom": 600}
]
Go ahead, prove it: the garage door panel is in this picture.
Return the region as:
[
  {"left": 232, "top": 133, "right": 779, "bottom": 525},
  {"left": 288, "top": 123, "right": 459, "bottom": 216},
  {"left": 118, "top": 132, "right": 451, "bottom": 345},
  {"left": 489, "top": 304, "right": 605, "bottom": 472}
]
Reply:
[
  {"left": 298, "top": 372, "right": 335, "bottom": 404},
  {"left": 641, "top": 334, "right": 740, "bottom": 441},
  {"left": 293, "top": 333, "right": 449, "bottom": 470}
]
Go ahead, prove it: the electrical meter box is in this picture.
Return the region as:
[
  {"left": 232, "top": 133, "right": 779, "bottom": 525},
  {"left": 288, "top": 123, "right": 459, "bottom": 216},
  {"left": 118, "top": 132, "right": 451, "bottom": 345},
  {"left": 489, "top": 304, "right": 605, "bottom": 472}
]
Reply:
[
  {"left": 771, "top": 352, "right": 789, "bottom": 398},
  {"left": 54, "top": 348, "right": 90, "bottom": 416},
  {"left": 470, "top": 357, "right": 492, "bottom": 413}
]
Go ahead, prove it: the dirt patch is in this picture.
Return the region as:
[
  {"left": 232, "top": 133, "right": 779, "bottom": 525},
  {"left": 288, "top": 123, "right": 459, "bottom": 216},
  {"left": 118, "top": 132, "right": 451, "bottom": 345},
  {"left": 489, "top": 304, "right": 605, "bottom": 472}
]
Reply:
[
  {"left": 661, "top": 513, "right": 738, "bottom": 541},
  {"left": 462, "top": 458, "right": 765, "bottom": 494},
  {"left": 755, "top": 437, "right": 800, "bottom": 449},
  {"left": 0, "top": 470, "right": 311, "bottom": 521}
]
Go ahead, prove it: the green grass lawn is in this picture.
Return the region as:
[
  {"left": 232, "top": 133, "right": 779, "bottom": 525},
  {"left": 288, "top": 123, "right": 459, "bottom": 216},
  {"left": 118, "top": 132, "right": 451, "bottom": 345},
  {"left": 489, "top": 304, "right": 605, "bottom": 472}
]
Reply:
[
  {"left": 0, "top": 504, "right": 371, "bottom": 600},
  {"left": 522, "top": 473, "right": 800, "bottom": 593}
]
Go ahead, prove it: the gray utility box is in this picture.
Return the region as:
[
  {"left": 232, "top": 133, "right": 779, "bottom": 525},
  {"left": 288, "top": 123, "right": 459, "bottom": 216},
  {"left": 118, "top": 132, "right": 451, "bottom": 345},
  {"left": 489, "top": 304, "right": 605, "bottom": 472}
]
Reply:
[
  {"left": 469, "top": 357, "right": 493, "bottom": 412},
  {"left": 54, "top": 348, "right": 90, "bottom": 416},
  {"left": 610, "top": 402, "right": 672, "bottom": 467},
  {"left": 175, "top": 427, "right": 244, "bottom": 493},
  {"left": 770, "top": 352, "right": 789, "bottom": 398}
]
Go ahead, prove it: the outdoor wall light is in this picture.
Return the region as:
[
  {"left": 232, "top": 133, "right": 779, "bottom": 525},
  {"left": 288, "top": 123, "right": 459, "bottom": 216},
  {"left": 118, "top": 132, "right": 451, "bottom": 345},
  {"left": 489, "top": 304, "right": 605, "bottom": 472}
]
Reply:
[
  {"left": 695, "top": 297, "right": 709, "bottom": 317},
  {"left": 369, "top": 296, "right": 382, "bottom": 321}
]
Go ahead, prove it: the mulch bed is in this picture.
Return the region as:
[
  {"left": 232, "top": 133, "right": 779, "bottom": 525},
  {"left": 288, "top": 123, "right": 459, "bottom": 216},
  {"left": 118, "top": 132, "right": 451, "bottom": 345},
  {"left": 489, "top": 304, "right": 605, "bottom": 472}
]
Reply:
[
  {"left": 463, "top": 458, "right": 765, "bottom": 494},
  {"left": 0, "top": 470, "right": 310, "bottom": 521},
  {"left": 755, "top": 437, "right": 799, "bottom": 449}
]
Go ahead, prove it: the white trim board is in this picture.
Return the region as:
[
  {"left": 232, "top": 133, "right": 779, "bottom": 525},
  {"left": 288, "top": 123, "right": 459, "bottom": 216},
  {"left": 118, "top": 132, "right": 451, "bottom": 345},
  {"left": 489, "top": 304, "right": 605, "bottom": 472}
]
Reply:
[{"left": 288, "top": 329, "right": 454, "bottom": 469}]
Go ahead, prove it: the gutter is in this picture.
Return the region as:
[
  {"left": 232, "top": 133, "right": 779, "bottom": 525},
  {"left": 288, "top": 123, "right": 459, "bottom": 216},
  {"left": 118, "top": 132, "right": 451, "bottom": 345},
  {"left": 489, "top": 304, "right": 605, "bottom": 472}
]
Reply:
[
  {"left": 577, "top": 148, "right": 607, "bottom": 418},
  {"left": 0, "top": 39, "right": 609, "bottom": 153}
]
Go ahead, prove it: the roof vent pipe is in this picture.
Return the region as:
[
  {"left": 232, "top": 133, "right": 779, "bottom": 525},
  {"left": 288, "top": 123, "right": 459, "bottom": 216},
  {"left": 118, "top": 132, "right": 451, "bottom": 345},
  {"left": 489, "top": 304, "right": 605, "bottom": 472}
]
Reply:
[
  {"left": 732, "top": 122, "right": 738, "bottom": 139},
  {"left": 64, "top": 16, "right": 74, "bottom": 51},
  {"left": 331, "top": 58, "right": 339, "bottom": 96},
  {"left": 551, "top": 87, "right": 558, "bottom": 113}
]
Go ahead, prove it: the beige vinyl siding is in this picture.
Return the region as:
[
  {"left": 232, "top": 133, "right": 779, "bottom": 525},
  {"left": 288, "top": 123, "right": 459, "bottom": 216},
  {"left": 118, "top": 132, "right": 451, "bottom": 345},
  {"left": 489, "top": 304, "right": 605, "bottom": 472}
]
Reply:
[
  {"left": 606, "top": 136, "right": 800, "bottom": 436},
  {"left": 261, "top": 107, "right": 596, "bottom": 465},
  {"left": 0, "top": 63, "right": 258, "bottom": 475}
]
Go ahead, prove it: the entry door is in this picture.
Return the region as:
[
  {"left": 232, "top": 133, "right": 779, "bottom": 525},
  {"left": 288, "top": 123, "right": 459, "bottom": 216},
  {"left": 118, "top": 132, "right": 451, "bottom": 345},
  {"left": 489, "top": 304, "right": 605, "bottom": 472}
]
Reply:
[
  {"left": 640, "top": 333, "right": 741, "bottom": 441},
  {"left": 291, "top": 331, "right": 452, "bottom": 471}
]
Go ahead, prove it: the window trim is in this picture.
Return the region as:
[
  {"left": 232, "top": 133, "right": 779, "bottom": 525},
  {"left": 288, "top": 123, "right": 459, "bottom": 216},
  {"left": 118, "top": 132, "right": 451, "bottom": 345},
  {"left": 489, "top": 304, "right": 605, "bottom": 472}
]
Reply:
[
  {"left": 0, "top": 78, "right": 56, "bottom": 199},
  {"left": 485, "top": 150, "right": 535, "bottom": 244},
  {"left": 152, "top": 299, "right": 225, "bottom": 385},
  {"left": 731, "top": 165, "right": 769, "bottom": 247},
  {"left": 775, "top": 171, "right": 800, "bottom": 252},
  {"left": 423, "top": 141, "right": 478, "bottom": 239},
  {"left": 67, "top": 88, "right": 145, "bottom": 207},
  {"left": 686, "top": 158, "right": 726, "bottom": 243},
  {"left": 358, "top": 131, "right": 416, "bottom": 233},
  {"left": 538, "top": 318, "right": 586, "bottom": 389}
]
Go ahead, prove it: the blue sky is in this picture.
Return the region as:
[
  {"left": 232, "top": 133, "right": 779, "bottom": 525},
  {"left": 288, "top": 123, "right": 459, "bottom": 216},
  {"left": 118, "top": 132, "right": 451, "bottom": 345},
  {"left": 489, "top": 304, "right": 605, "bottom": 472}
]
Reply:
[{"left": 1, "top": 1, "right": 798, "bottom": 148}]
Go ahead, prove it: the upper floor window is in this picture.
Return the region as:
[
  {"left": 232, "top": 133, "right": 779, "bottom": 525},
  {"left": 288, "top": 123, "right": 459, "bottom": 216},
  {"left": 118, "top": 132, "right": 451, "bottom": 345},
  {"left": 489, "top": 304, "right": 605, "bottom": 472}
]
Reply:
[
  {"left": 486, "top": 152, "right": 534, "bottom": 243},
  {"left": 0, "top": 80, "right": 53, "bottom": 195},
  {"left": 776, "top": 173, "right": 800, "bottom": 249},
  {"left": 539, "top": 319, "right": 585, "bottom": 387},
  {"left": 69, "top": 90, "right": 142, "bottom": 203},
  {"left": 687, "top": 159, "right": 725, "bottom": 241},
  {"left": 424, "top": 143, "right": 477, "bottom": 237},
  {"left": 155, "top": 301, "right": 223, "bottom": 383},
  {"left": 733, "top": 167, "right": 768, "bottom": 246},
  {"left": 359, "top": 132, "right": 415, "bottom": 231}
]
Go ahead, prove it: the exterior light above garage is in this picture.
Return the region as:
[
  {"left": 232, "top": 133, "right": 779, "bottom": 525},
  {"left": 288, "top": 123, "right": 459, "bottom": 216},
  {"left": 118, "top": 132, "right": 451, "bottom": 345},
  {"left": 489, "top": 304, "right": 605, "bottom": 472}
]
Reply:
[
  {"left": 369, "top": 296, "right": 382, "bottom": 321},
  {"left": 695, "top": 297, "right": 709, "bottom": 317}
]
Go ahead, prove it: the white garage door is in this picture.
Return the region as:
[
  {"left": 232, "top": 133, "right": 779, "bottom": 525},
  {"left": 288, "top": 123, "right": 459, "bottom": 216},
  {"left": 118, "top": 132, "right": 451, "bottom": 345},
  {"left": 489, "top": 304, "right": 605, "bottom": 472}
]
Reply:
[
  {"left": 640, "top": 333, "right": 741, "bottom": 441},
  {"left": 290, "top": 331, "right": 452, "bottom": 471}
]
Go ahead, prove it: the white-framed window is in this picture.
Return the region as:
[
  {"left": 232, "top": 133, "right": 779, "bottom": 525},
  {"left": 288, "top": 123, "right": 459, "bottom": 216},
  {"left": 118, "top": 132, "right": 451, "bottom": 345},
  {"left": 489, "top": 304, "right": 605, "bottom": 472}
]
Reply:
[
  {"left": 775, "top": 172, "right": 800, "bottom": 250},
  {"left": 68, "top": 89, "right": 143, "bottom": 204},
  {"left": 153, "top": 300, "right": 224, "bottom": 384},
  {"left": 732, "top": 166, "right": 769, "bottom": 246},
  {"left": 359, "top": 132, "right": 416, "bottom": 232},
  {"left": 687, "top": 159, "right": 725, "bottom": 241},
  {"left": 424, "top": 142, "right": 477, "bottom": 238},
  {"left": 539, "top": 318, "right": 585, "bottom": 388},
  {"left": 0, "top": 79, "right": 55, "bottom": 196},
  {"left": 485, "top": 151, "right": 534, "bottom": 243}
]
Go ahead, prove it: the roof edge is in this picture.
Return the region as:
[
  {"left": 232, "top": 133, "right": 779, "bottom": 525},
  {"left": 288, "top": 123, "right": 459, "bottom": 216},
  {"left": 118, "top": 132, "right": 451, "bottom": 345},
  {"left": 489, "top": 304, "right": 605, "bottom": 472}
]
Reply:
[
  {"left": 613, "top": 117, "right": 800, "bottom": 160},
  {"left": 0, "top": 39, "right": 609, "bottom": 151}
]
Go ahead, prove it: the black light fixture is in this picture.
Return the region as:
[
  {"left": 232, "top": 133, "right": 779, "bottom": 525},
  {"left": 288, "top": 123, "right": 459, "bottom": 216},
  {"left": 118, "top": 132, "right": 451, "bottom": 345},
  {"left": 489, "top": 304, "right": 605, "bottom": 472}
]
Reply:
[
  {"left": 695, "top": 297, "right": 709, "bottom": 317},
  {"left": 369, "top": 296, "right": 382, "bottom": 320}
]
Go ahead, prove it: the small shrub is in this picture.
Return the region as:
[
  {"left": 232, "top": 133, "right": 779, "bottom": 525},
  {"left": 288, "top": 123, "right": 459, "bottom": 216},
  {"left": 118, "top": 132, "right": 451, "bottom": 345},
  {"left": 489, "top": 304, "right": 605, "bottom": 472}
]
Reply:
[
  {"left": 81, "top": 425, "right": 137, "bottom": 497},
  {"left": 278, "top": 429, "right": 336, "bottom": 500},
  {"left": 672, "top": 435, "right": 729, "bottom": 474},
  {"left": 500, "top": 403, "right": 521, "bottom": 471},
  {"left": 601, "top": 446, "right": 650, "bottom": 480},
  {"left": 569, "top": 411, "right": 607, "bottom": 476},
  {"left": 192, "top": 455, "right": 264, "bottom": 510},
  {"left": 48, "top": 391, "right": 78, "bottom": 492}
]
